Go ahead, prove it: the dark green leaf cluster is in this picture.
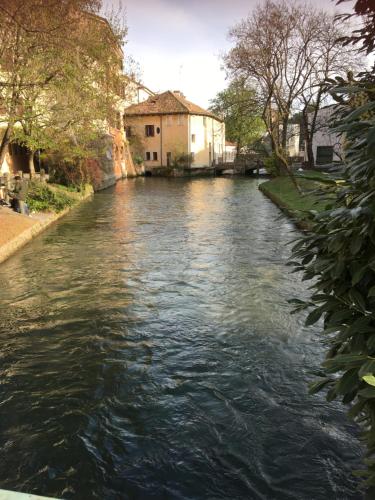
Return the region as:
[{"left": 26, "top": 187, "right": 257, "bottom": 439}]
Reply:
[
  {"left": 291, "top": 77, "right": 375, "bottom": 484},
  {"left": 26, "top": 181, "right": 76, "bottom": 213}
]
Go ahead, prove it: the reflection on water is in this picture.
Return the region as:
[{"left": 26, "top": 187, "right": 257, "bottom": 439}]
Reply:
[{"left": 0, "top": 177, "right": 364, "bottom": 499}]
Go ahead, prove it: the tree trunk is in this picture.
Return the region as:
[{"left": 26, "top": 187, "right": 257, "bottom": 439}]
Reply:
[
  {"left": 0, "top": 124, "right": 13, "bottom": 169},
  {"left": 305, "top": 137, "right": 314, "bottom": 169},
  {"left": 28, "top": 149, "right": 35, "bottom": 177},
  {"left": 281, "top": 116, "right": 288, "bottom": 152},
  {"left": 302, "top": 110, "right": 315, "bottom": 168}
]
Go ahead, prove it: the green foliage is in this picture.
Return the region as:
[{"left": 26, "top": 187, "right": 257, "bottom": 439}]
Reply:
[
  {"left": 291, "top": 76, "right": 375, "bottom": 484},
  {"left": 26, "top": 181, "right": 76, "bottom": 213},
  {"left": 0, "top": 0, "right": 130, "bottom": 180},
  {"left": 263, "top": 154, "right": 281, "bottom": 177},
  {"left": 295, "top": 170, "right": 340, "bottom": 185},
  {"left": 209, "top": 79, "right": 265, "bottom": 150},
  {"left": 133, "top": 154, "right": 144, "bottom": 166}
]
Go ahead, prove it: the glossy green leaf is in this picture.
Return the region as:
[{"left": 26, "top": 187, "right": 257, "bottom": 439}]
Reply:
[{"left": 362, "top": 374, "right": 375, "bottom": 387}]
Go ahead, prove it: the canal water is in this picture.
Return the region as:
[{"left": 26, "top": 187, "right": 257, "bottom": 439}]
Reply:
[{"left": 0, "top": 178, "right": 364, "bottom": 499}]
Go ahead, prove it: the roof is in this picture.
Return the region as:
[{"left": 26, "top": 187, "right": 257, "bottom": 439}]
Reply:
[
  {"left": 124, "top": 76, "right": 155, "bottom": 96},
  {"left": 124, "top": 91, "right": 223, "bottom": 122},
  {"left": 225, "top": 140, "right": 236, "bottom": 147}
]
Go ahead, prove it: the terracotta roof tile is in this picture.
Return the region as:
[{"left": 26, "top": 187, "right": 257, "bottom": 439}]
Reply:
[{"left": 124, "top": 91, "right": 222, "bottom": 121}]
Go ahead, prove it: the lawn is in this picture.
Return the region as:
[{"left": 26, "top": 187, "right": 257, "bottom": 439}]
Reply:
[
  {"left": 259, "top": 176, "right": 338, "bottom": 229},
  {"left": 295, "top": 169, "right": 339, "bottom": 184}
]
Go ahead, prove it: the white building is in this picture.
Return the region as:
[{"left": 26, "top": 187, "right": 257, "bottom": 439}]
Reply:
[
  {"left": 224, "top": 141, "right": 237, "bottom": 163},
  {"left": 306, "top": 106, "right": 342, "bottom": 165}
]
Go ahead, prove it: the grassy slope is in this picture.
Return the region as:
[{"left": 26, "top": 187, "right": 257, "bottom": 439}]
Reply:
[
  {"left": 295, "top": 169, "right": 338, "bottom": 184},
  {"left": 259, "top": 176, "right": 337, "bottom": 229}
]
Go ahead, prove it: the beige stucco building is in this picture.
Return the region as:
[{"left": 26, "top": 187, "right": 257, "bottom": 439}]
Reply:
[{"left": 124, "top": 91, "right": 225, "bottom": 173}]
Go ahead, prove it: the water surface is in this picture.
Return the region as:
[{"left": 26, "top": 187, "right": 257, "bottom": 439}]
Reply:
[{"left": 0, "top": 177, "right": 363, "bottom": 499}]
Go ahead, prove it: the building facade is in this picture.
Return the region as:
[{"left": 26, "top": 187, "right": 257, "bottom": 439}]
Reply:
[
  {"left": 306, "top": 106, "right": 342, "bottom": 165},
  {"left": 124, "top": 91, "right": 225, "bottom": 173},
  {"left": 224, "top": 141, "right": 237, "bottom": 163}
]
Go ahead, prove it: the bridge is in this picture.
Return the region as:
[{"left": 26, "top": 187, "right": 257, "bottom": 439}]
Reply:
[{"left": 214, "top": 160, "right": 261, "bottom": 175}]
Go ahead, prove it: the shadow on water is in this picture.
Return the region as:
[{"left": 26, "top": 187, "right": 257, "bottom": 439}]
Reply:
[{"left": 0, "top": 177, "right": 368, "bottom": 499}]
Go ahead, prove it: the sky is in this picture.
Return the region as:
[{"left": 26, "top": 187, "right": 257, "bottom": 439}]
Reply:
[{"left": 106, "top": 0, "right": 356, "bottom": 109}]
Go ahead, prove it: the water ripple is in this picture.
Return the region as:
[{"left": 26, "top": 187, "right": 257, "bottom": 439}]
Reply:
[{"left": 0, "top": 178, "right": 365, "bottom": 499}]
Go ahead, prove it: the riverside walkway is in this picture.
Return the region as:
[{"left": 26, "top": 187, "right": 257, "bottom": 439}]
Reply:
[{"left": 0, "top": 208, "right": 55, "bottom": 264}]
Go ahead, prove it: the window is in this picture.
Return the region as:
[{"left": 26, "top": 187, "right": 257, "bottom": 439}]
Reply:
[
  {"left": 177, "top": 115, "right": 183, "bottom": 126},
  {"left": 191, "top": 152, "right": 195, "bottom": 162},
  {"left": 316, "top": 146, "right": 333, "bottom": 165},
  {"left": 156, "top": 127, "right": 160, "bottom": 134},
  {"left": 191, "top": 134, "right": 196, "bottom": 143},
  {"left": 153, "top": 152, "right": 158, "bottom": 161},
  {"left": 145, "top": 125, "right": 155, "bottom": 137},
  {"left": 203, "top": 116, "right": 207, "bottom": 127},
  {"left": 146, "top": 152, "right": 151, "bottom": 161},
  {"left": 125, "top": 126, "right": 132, "bottom": 138}
]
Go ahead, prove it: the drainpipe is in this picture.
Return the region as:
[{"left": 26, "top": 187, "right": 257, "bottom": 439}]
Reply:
[
  {"left": 160, "top": 115, "right": 163, "bottom": 167},
  {"left": 211, "top": 118, "right": 215, "bottom": 167},
  {"left": 188, "top": 114, "right": 191, "bottom": 168}
]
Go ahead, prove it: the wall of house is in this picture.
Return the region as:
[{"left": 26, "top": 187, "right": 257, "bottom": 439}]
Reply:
[
  {"left": 0, "top": 128, "right": 30, "bottom": 177},
  {"left": 189, "top": 115, "right": 225, "bottom": 168},
  {"left": 308, "top": 107, "right": 342, "bottom": 164},
  {"left": 125, "top": 113, "right": 225, "bottom": 170},
  {"left": 125, "top": 114, "right": 188, "bottom": 170},
  {"left": 0, "top": 146, "right": 13, "bottom": 176},
  {"left": 286, "top": 124, "right": 303, "bottom": 158},
  {"left": 212, "top": 118, "right": 225, "bottom": 165},
  {"left": 160, "top": 114, "right": 188, "bottom": 167},
  {"left": 224, "top": 146, "right": 236, "bottom": 163}
]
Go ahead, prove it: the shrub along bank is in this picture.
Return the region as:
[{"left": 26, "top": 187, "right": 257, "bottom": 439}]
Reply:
[{"left": 26, "top": 181, "right": 92, "bottom": 213}]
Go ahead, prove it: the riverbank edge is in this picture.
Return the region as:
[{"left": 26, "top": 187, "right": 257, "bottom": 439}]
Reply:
[
  {"left": 258, "top": 180, "right": 312, "bottom": 231},
  {"left": 0, "top": 488, "right": 58, "bottom": 499},
  {"left": 0, "top": 186, "right": 94, "bottom": 265}
]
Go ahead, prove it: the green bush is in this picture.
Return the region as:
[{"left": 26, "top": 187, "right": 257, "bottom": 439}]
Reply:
[
  {"left": 133, "top": 154, "right": 143, "bottom": 165},
  {"left": 291, "top": 77, "right": 375, "bottom": 485},
  {"left": 26, "top": 181, "right": 76, "bottom": 213},
  {"left": 263, "top": 153, "right": 281, "bottom": 176}
]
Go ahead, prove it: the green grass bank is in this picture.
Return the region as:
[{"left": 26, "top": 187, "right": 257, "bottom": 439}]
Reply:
[{"left": 259, "top": 173, "right": 340, "bottom": 230}]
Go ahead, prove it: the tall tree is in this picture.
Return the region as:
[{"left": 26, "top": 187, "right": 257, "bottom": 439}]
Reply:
[
  {"left": 225, "top": 0, "right": 360, "bottom": 172},
  {"left": 11, "top": 11, "right": 127, "bottom": 175},
  {"left": 209, "top": 79, "right": 265, "bottom": 155},
  {"left": 0, "top": 0, "right": 101, "bottom": 168},
  {"left": 0, "top": 0, "right": 129, "bottom": 176}
]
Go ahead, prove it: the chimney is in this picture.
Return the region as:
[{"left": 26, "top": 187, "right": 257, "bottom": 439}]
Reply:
[{"left": 173, "top": 90, "right": 185, "bottom": 98}]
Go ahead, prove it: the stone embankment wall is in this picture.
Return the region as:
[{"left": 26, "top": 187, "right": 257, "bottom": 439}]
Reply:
[{"left": 95, "top": 132, "right": 143, "bottom": 191}]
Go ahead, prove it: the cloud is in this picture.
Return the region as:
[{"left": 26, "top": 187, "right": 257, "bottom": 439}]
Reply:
[{"left": 117, "top": 0, "right": 361, "bottom": 108}]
